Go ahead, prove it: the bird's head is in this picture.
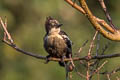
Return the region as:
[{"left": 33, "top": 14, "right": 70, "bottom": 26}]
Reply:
[{"left": 45, "top": 16, "right": 63, "bottom": 34}]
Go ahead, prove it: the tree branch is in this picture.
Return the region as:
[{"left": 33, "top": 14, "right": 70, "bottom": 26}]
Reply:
[
  {"left": 98, "top": 0, "right": 116, "bottom": 30},
  {"left": 64, "top": 0, "right": 115, "bottom": 33},
  {"left": 3, "top": 39, "right": 120, "bottom": 62},
  {"left": 65, "top": 0, "right": 120, "bottom": 41},
  {"left": 80, "top": 0, "right": 120, "bottom": 41},
  {"left": 2, "top": 40, "right": 46, "bottom": 60},
  {"left": 1, "top": 17, "right": 120, "bottom": 63}
]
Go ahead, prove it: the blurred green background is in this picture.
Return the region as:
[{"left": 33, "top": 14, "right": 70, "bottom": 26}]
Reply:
[{"left": 0, "top": 0, "right": 120, "bottom": 80}]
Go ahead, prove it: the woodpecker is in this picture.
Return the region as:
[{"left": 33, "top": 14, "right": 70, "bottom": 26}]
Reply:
[{"left": 44, "top": 16, "right": 73, "bottom": 70}]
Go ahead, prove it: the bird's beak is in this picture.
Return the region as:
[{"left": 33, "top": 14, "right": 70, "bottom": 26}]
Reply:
[{"left": 57, "top": 24, "right": 63, "bottom": 27}]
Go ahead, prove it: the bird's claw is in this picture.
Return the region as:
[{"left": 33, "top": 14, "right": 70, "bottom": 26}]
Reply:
[{"left": 45, "top": 55, "right": 51, "bottom": 64}]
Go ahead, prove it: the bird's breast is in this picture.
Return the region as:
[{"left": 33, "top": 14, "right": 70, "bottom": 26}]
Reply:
[
  {"left": 44, "top": 33, "right": 67, "bottom": 57},
  {"left": 46, "top": 34, "right": 65, "bottom": 46}
]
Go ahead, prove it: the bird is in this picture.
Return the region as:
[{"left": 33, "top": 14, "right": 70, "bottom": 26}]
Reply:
[{"left": 43, "top": 16, "right": 74, "bottom": 71}]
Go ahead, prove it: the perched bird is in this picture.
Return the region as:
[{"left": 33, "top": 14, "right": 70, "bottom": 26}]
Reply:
[{"left": 44, "top": 16, "right": 73, "bottom": 70}]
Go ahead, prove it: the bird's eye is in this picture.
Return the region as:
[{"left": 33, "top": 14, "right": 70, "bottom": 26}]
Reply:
[{"left": 49, "top": 20, "right": 59, "bottom": 27}]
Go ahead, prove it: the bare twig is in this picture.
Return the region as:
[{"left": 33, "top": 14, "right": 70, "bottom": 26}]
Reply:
[
  {"left": 88, "top": 31, "right": 98, "bottom": 56},
  {"left": 86, "top": 31, "right": 98, "bottom": 80},
  {"left": 77, "top": 72, "right": 86, "bottom": 79},
  {"left": 65, "top": 0, "right": 115, "bottom": 33},
  {"left": 75, "top": 40, "right": 88, "bottom": 56},
  {"left": 107, "top": 74, "right": 111, "bottom": 80},
  {"left": 101, "top": 66, "right": 120, "bottom": 76},
  {"left": 91, "top": 60, "right": 108, "bottom": 76},
  {"left": 78, "top": 40, "right": 88, "bottom": 53},
  {"left": 65, "top": 0, "right": 120, "bottom": 41},
  {"left": 101, "top": 42, "right": 110, "bottom": 55},
  {"left": 0, "top": 17, "right": 13, "bottom": 43},
  {"left": 2, "top": 39, "right": 120, "bottom": 62},
  {"left": 96, "top": 33, "right": 100, "bottom": 56},
  {"left": 80, "top": 0, "right": 120, "bottom": 41},
  {"left": 86, "top": 62, "right": 90, "bottom": 80},
  {"left": 74, "top": 67, "right": 86, "bottom": 79},
  {"left": 0, "top": 17, "right": 46, "bottom": 60},
  {"left": 98, "top": 0, "right": 116, "bottom": 30},
  {"left": 65, "top": 0, "right": 85, "bottom": 14},
  {"left": 3, "top": 17, "right": 7, "bottom": 41},
  {"left": 3, "top": 40, "right": 46, "bottom": 60},
  {"left": 1, "top": 17, "right": 120, "bottom": 62}
]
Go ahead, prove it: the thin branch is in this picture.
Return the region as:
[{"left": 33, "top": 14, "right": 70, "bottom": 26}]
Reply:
[
  {"left": 64, "top": 0, "right": 85, "bottom": 14},
  {"left": 101, "top": 42, "right": 110, "bottom": 55},
  {"left": 2, "top": 39, "right": 120, "bottom": 62},
  {"left": 95, "top": 17, "right": 115, "bottom": 33},
  {"left": 1, "top": 17, "right": 120, "bottom": 62},
  {"left": 0, "top": 17, "right": 13, "bottom": 43},
  {"left": 78, "top": 40, "right": 88, "bottom": 53},
  {"left": 86, "top": 31, "right": 98, "bottom": 80},
  {"left": 107, "top": 74, "right": 111, "bottom": 80},
  {"left": 65, "top": 0, "right": 115, "bottom": 33},
  {"left": 88, "top": 31, "right": 98, "bottom": 56},
  {"left": 86, "top": 62, "right": 90, "bottom": 80},
  {"left": 98, "top": 0, "right": 116, "bottom": 30},
  {"left": 91, "top": 60, "right": 108, "bottom": 76},
  {"left": 101, "top": 66, "right": 120, "bottom": 76},
  {"left": 3, "top": 40, "right": 46, "bottom": 60},
  {"left": 65, "top": 0, "right": 120, "bottom": 41},
  {"left": 96, "top": 33, "right": 100, "bottom": 56},
  {"left": 3, "top": 17, "right": 7, "bottom": 41},
  {"left": 0, "top": 17, "right": 46, "bottom": 60},
  {"left": 74, "top": 67, "right": 86, "bottom": 79},
  {"left": 75, "top": 40, "right": 88, "bottom": 56},
  {"left": 80, "top": 0, "right": 120, "bottom": 41}
]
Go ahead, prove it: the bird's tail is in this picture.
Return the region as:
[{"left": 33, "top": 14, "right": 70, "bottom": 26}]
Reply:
[{"left": 59, "top": 61, "right": 66, "bottom": 67}]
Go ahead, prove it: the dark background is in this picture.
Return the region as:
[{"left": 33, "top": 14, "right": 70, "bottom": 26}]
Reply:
[{"left": 0, "top": 0, "right": 120, "bottom": 80}]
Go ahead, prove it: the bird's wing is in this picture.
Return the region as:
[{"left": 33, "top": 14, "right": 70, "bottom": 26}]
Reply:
[
  {"left": 43, "top": 33, "right": 48, "bottom": 51},
  {"left": 59, "top": 31, "right": 72, "bottom": 49}
]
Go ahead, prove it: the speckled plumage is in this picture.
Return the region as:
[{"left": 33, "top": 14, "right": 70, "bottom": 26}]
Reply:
[{"left": 44, "top": 16, "right": 72, "bottom": 67}]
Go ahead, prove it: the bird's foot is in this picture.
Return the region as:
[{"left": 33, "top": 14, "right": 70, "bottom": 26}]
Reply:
[
  {"left": 45, "top": 55, "right": 51, "bottom": 64},
  {"left": 69, "top": 54, "right": 75, "bottom": 68},
  {"left": 62, "top": 56, "right": 66, "bottom": 65}
]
